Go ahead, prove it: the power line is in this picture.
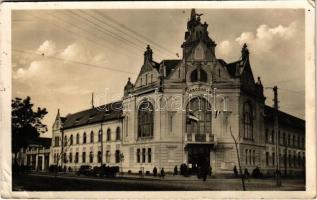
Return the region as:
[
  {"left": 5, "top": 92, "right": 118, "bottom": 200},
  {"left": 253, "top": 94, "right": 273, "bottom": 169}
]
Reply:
[
  {"left": 80, "top": 10, "right": 174, "bottom": 58},
  {"left": 68, "top": 11, "right": 147, "bottom": 54},
  {"left": 13, "top": 48, "right": 136, "bottom": 75},
  {"left": 29, "top": 12, "right": 139, "bottom": 59},
  {"left": 95, "top": 10, "right": 178, "bottom": 57}
]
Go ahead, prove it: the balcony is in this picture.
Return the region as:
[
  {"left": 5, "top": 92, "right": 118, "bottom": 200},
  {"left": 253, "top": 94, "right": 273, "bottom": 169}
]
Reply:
[{"left": 186, "top": 133, "right": 214, "bottom": 142}]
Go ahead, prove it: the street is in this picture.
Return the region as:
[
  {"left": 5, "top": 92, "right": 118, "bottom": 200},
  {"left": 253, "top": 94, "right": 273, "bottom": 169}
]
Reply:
[{"left": 12, "top": 173, "right": 305, "bottom": 191}]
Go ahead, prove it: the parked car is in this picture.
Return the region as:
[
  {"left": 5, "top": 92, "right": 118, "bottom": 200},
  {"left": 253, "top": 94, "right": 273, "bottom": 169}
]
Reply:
[{"left": 76, "top": 165, "right": 92, "bottom": 176}]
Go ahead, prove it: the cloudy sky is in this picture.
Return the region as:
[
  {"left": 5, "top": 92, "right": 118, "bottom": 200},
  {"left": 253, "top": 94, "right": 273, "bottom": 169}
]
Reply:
[{"left": 12, "top": 9, "right": 305, "bottom": 137}]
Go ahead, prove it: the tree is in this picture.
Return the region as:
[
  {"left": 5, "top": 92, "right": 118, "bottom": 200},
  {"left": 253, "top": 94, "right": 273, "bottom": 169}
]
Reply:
[
  {"left": 230, "top": 126, "right": 246, "bottom": 191},
  {"left": 12, "top": 96, "right": 48, "bottom": 163}
]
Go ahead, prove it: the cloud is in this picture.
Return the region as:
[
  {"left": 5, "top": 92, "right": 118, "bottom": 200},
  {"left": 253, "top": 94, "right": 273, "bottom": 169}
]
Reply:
[
  {"left": 37, "top": 40, "right": 56, "bottom": 56},
  {"left": 235, "top": 22, "right": 297, "bottom": 53},
  {"left": 217, "top": 40, "right": 234, "bottom": 59}
]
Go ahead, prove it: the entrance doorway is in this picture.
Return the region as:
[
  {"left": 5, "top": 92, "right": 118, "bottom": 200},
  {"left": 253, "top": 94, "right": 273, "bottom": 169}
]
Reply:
[{"left": 187, "top": 144, "right": 211, "bottom": 173}]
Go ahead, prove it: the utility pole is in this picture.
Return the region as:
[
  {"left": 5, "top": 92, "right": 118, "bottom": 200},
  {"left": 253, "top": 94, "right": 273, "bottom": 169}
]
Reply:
[{"left": 273, "top": 86, "right": 282, "bottom": 186}]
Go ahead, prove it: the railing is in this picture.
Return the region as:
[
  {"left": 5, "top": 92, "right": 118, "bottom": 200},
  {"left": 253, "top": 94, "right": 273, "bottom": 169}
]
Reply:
[{"left": 186, "top": 133, "right": 214, "bottom": 142}]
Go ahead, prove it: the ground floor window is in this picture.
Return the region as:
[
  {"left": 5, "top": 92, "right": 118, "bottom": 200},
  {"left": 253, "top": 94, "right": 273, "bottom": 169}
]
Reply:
[
  {"left": 82, "top": 152, "right": 86, "bottom": 163},
  {"left": 98, "top": 151, "right": 102, "bottom": 163},
  {"left": 106, "top": 151, "right": 110, "bottom": 163},
  {"left": 75, "top": 152, "right": 79, "bottom": 163},
  {"left": 148, "top": 148, "right": 152, "bottom": 163},
  {"left": 137, "top": 149, "right": 141, "bottom": 163},
  {"left": 89, "top": 151, "right": 93, "bottom": 163},
  {"left": 115, "top": 150, "right": 120, "bottom": 163}
]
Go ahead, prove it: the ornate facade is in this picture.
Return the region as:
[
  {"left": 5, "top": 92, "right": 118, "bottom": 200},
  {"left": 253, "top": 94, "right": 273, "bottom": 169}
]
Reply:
[{"left": 50, "top": 9, "right": 305, "bottom": 176}]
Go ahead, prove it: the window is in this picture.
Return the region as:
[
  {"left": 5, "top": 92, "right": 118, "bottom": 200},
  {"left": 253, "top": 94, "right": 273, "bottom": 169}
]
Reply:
[
  {"left": 98, "top": 130, "right": 102, "bottom": 142},
  {"left": 272, "top": 152, "right": 275, "bottom": 166},
  {"left": 148, "top": 148, "right": 152, "bottom": 163},
  {"left": 266, "top": 152, "right": 269, "bottom": 166},
  {"left": 265, "top": 129, "right": 268, "bottom": 143},
  {"left": 70, "top": 135, "right": 73, "bottom": 145},
  {"left": 107, "top": 129, "right": 111, "bottom": 141},
  {"left": 76, "top": 133, "right": 79, "bottom": 144},
  {"left": 90, "top": 131, "right": 94, "bottom": 143},
  {"left": 297, "top": 136, "right": 300, "bottom": 148},
  {"left": 168, "top": 112, "right": 175, "bottom": 133},
  {"left": 106, "top": 151, "right": 110, "bottom": 163},
  {"left": 53, "top": 154, "right": 57, "bottom": 163},
  {"left": 186, "top": 97, "right": 212, "bottom": 139},
  {"left": 190, "top": 69, "right": 208, "bottom": 82},
  {"left": 137, "top": 149, "right": 140, "bottom": 163},
  {"left": 64, "top": 136, "right": 67, "bottom": 146},
  {"left": 142, "top": 148, "right": 146, "bottom": 163},
  {"left": 271, "top": 130, "right": 275, "bottom": 144},
  {"left": 138, "top": 101, "right": 154, "bottom": 138},
  {"left": 63, "top": 153, "right": 67, "bottom": 163},
  {"left": 97, "top": 151, "right": 102, "bottom": 163},
  {"left": 82, "top": 152, "right": 86, "bottom": 163},
  {"left": 249, "top": 149, "right": 252, "bottom": 165},
  {"left": 116, "top": 127, "right": 120, "bottom": 141},
  {"left": 287, "top": 134, "right": 290, "bottom": 146},
  {"left": 83, "top": 132, "right": 87, "bottom": 144},
  {"left": 282, "top": 132, "right": 286, "bottom": 145},
  {"left": 89, "top": 151, "right": 93, "bottom": 163},
  {"left": 115, "top": 150, "right": 120, "bottom": 163},
  {"left": 55, "top": 137, "right": 60, "bottom": 147},
  {"left": 245, "top": 149, "right": 248, "bottom": 165},
  {"left": 145, "top": 74, "right": 148, "bottom": 85},
  {"left": 292, "top": 135, "right": 295, "bottom": 147},
  {"left": 69, "top": 153, "right": 72, "bottom": 163},
  {"left": 243, "top": 103, "right": 253, "bottom": 140},
  {"left": 252, "top": 150, "right": 256, "bottom": 165},
  {"left": 75, "top": 152, "right": 79, "bottom": 163}
]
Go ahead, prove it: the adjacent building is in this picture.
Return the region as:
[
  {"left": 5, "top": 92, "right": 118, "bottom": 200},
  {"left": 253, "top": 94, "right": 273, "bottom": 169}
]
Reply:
[{"left": 50, "top": 9, "right": 305, "bottom": 176}]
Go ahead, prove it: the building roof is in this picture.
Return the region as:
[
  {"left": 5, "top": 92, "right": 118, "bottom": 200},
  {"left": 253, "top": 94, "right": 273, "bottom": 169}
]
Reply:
[
  {"left": 62, "top": 101, "right": 123, "bottom": 130},
  {"left": 162, "top": 59, "right": 181, "bottom": 77},
  {"left": 264, "top": 105, "right": 305, "bottom": 130}
]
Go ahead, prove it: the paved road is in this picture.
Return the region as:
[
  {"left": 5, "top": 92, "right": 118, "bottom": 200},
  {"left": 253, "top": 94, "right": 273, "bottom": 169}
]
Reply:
[{"left": 12, "top": 173, "right": 305, "bottom": 191}]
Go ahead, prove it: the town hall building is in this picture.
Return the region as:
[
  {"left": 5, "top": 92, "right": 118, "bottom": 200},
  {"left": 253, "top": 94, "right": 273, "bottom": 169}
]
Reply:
[{"left": 50, "top": 9, "right": 305, "bottom": 176}]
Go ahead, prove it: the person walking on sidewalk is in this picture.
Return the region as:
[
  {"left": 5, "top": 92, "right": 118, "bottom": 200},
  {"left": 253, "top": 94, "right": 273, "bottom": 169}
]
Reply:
[
  {"left": 160, "top": 168, "right": 165, "bottom": 179},
  {"left": 233, "top": 165, "right": 238, "bottom": 177}
]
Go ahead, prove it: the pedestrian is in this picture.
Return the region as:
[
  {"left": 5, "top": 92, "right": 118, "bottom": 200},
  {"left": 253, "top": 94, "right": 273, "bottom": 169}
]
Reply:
[
  {"left": 202, "top": 165, "right": 208, "bottom": 181},
  {"left": 153, "top": 167, "right": 157, "bottom": 177},
  {"left": 244, "top": 168, "right": 250, "bottom": 181},
  {"left": 233, "top": 165, "right": 238, "bottom": 177},
  {"left": 173, "top": 165, "right": 178, "bottom": 176},
  {"left": 160, "top": 168, "right": 165, "bottom": 179}
]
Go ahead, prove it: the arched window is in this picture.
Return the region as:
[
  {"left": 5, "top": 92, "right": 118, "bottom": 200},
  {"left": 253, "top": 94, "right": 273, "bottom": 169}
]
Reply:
[
  {"left": 138, "top": 101, "right": 154, "bottom": 138},
  {"left": 76, "top": 133, "right": 79, "bottom": 144},
  {"left": 90, "top": 131, "right": 94, "bottom": 143},
  {"left": 98, "top": 130, "right": 102, "bottom": 142},
  {"left": 116, "top": 127, "right": 121, "bottom": 141},
  {"left": 83, "top": 132, "right": 87, "bottom": 144},
  {"left": 107, "top": 128, "right": 111, "bottom": 141},
  {"left": 70, "top": 135, "right": 73, "bottom": 145},
  {"left": 186, "top": 97, "right": 212, "bottom": 141},
  {"left": 243, "top": 102, "right": 253, "bottom": 139},
  {"left": 190, "top": 69, "right": 208, "bottom": 82}
]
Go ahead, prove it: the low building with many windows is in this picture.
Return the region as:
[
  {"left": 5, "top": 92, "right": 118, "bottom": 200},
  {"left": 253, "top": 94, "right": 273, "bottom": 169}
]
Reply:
[{"left": 50, "top": 9, "right": 305, "bottom": 176}]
